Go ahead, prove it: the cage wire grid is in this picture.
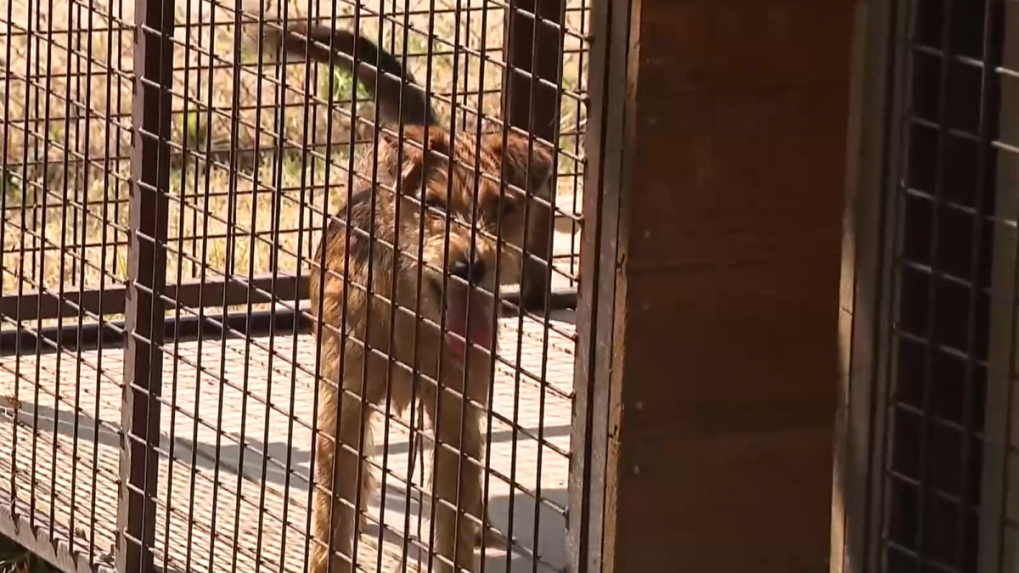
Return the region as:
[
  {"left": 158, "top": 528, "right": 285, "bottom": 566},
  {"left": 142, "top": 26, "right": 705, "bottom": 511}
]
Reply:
[
  {"left": 848, "top": 0, "right": 1019, "bottom": 570},
  {"left": 0, "top": 0, "right": 592, "bottom": 571}
]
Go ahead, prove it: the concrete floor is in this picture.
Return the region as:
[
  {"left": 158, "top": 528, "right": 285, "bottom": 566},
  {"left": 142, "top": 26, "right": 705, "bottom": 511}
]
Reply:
[{"left": 0, "top": 309, "right": 576, "bottom": 573}]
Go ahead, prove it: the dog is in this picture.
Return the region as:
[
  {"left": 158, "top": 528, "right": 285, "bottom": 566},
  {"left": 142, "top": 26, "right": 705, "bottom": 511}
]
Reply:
[{"left": 267, "top": 21, "right": 553, "bottom": 573}]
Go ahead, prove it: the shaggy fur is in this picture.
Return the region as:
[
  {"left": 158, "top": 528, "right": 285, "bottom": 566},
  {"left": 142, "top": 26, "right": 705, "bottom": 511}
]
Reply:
[{"left": 267, "top": 22, "right": 553, "bottom": 573}]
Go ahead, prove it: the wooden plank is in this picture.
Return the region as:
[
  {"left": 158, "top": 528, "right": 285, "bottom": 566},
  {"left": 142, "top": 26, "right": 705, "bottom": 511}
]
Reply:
[
  {"left": 595, "top": 1, "right": 854, "bottom": 572},
  {"left": 620, "top": 264, "right": 837, "bottom": 439},
  {"left": 615, "top": 424, "right": 834, "bottom": 572},
  {"left": 637, "top": 0, "right": 855, "bottom": 92},
  {"left": 625, "top": 87, "right": 847, "bottom": 269}
]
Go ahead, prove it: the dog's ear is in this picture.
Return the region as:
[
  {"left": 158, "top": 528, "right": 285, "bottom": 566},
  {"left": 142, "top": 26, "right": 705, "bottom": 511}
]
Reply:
[
  {"left": 379, "top": 125, "right": 450, "bottom": 194},
  {"left": 485, "top": 131, "right": 553, "bottom": 198}
]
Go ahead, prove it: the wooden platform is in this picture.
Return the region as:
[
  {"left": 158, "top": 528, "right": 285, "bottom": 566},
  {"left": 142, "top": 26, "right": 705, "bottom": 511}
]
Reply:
[{"left": 0, "top": 311, "right": 576, "bottom": 573}]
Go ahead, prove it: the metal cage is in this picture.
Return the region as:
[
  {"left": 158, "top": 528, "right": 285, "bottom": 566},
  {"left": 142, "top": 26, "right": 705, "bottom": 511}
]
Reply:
[
  {"left": 0, "top": 0, "right": 615, "bottom": 571},
  {"left": 836, "top": 0, "right": 1019, "bottom": 571}
]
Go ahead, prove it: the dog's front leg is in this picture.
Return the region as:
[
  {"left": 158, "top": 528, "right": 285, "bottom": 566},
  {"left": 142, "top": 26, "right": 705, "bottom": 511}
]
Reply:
[
  {"left": 429, "top": 385, "right": 484, "bottom": 573},
  {"left": 311, "top": 381, "right": 378, "bottom": 573}
]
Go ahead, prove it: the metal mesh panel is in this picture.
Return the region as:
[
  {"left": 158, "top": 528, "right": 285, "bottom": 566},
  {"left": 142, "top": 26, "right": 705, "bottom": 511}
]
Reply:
[
  {"left": 0, "top": 0, "right": 595, "bottom": 571},
  {"left": 841, "top": 0, "right": 1019, "bottom": 571}
]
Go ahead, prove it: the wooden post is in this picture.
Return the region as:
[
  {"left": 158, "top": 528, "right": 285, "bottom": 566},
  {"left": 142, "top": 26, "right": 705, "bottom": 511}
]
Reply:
[{"left": 582, "top": 1, "right": 855, "bottom": 571}]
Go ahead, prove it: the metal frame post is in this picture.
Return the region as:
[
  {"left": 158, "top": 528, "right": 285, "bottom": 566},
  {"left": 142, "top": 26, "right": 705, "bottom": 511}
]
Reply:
[
  {"left": 566, "top": 0, "right": 629, "bottom": 569},
  {"left": 117, "top": 0, "right": 174, "bottom": 568},
  {"left": 504, "top": 0, "right": 565, "bottom": 310}
]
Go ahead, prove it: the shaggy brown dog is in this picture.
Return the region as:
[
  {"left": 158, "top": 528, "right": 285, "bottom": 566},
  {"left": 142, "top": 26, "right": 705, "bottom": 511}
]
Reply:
[{"left": 268, "top": 22, "right": 553, "bottom": 573}]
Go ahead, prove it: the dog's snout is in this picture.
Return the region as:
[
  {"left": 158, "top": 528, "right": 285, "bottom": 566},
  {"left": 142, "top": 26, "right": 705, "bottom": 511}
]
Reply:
[{"left": 450, "top": 256, "right": 486, "bottom": 285}]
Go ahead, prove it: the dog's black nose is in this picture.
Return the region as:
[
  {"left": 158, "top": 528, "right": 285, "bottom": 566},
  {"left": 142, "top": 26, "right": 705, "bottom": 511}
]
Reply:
[{"left": 450, "top": 257, "right": 486, "bottom": 285}]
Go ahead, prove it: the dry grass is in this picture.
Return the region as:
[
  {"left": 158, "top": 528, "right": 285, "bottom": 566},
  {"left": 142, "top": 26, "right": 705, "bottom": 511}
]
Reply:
[{"left": 0, "top": 0, "right": 590, "bottom": 320}]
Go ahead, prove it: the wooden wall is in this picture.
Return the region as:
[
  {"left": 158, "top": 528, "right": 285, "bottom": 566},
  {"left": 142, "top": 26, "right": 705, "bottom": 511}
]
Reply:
[{"left": 585, "top": 1, "right": 856, "bottom": 571}]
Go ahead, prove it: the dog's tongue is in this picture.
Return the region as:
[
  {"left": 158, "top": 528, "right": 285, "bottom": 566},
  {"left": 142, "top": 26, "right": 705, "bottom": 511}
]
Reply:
[{"left": 446, "top": 288, "right": 494, "bottom": 360}]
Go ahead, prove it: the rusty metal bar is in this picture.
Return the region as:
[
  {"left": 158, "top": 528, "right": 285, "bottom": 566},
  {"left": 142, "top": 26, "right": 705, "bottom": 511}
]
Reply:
[
  {"left": 1, "top": 274, "right": 303, "bottom": 322},
  {"left": 0, "top": 291, "right": 579, "bottom": 362},
  {"left": 116, "top": 0, "right": 174, "bottom": 568},
  {"left": 0, "top": 306, "right": 304, "bottom": 357},
  {"left": 0, "top": 274, "right": 576, "bottom": 322},
  {"left": 504, "top": 0, "right": 564, "bottom": 310}
]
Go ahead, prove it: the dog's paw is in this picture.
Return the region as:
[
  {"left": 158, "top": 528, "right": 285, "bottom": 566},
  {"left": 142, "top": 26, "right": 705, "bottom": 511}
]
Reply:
[{"left": 473, "top": 524, "right": 512, "bottom": 550}]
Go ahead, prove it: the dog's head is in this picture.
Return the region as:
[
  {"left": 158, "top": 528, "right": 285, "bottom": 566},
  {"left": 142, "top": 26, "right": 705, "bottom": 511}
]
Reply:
[{"left": 381, "top": 125, "right": 553, "bottom": 360}]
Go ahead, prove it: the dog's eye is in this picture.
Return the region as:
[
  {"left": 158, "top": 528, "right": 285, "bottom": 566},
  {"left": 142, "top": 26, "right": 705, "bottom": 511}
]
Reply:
[{"left": 423, "top": 195, "right": 445, "bottom": 211}]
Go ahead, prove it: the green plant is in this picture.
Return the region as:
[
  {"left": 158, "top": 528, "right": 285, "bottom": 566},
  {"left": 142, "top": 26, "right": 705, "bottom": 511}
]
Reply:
[
  {"left": 181, "top": 110, "right": 208, "bottom": 149},
  {"left": 48, "top": 121, "right": 63, "bottom": 142},
  {"left": 321, "top": 66, "right": 368, "bottom": 103},
  {"left": 281, "top": 151, "right": 304, "bottom": 183},
  {"left": 1, "top": 172, "right": 22, "bottom": 205}
]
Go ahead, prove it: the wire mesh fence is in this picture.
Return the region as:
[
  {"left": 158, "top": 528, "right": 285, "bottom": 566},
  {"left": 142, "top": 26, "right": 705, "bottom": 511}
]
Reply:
[
  {"left": 837, "top": 0, "right": 1019, "bottom": 571},
  {"left": 0, "top": 0, "right": 594, "bottom": 571}
]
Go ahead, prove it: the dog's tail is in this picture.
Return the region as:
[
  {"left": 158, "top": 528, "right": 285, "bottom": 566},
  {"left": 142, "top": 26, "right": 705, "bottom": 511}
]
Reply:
[{"left": 269, "top": 22, "right": 434, "bottom": 127}]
